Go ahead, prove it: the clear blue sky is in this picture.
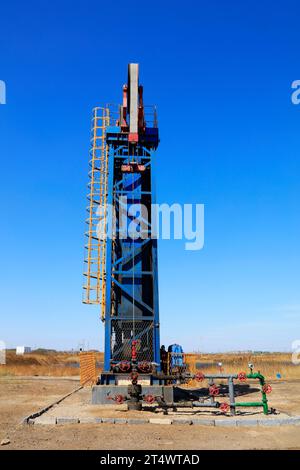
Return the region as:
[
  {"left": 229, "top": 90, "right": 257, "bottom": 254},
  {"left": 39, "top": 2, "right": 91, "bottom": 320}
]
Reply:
[{"left": 0, "top": 0, "right": 300, "bottom": 352}]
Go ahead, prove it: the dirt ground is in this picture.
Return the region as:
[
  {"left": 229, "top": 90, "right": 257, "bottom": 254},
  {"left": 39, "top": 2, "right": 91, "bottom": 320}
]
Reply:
[{"left": 1, "top": 376, "right": 300, "bottom": 450}]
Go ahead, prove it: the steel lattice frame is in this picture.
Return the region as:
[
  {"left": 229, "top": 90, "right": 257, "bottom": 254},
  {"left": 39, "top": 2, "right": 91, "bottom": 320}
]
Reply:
[{"left": 104, "top": 126, "right": 160, "bottom": 371}]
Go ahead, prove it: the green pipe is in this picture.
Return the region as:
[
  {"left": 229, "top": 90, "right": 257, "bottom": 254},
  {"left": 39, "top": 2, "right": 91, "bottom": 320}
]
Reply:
[
  {"left": 246, "top": 372, "right": 265, "bottom": 383},
  {"left": 233, "top": 401, "right": 268, "bottom": 415},
  {"left": 234, "top": 402, "right": 264, "bottom": 407},
  {"left": 229, "top": 372, "right": 269, "bottom": 415},
  {"left": 231, "top": 372, "right": 269, "bottom": 415},
  {"left": 246, "top": 372, "right": 269, "bottom": 415}
]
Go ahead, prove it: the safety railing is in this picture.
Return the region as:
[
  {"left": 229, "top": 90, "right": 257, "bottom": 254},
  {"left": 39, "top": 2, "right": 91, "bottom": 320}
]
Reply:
[{"left": 79, "top": 351, "right": 97, "bottom": 386}]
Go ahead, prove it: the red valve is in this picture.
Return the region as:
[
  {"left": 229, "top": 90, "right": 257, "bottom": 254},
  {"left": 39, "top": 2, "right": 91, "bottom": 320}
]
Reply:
[
  {"left": 144, "top": 394, "right": 155, "bottom": 404},
  {"left": 209, "top": 384, "right": 220, "bottom": 396},
  {"left": 220, "top": 402, "right": 230, "bottom": 413},
  {"left": 131, "top": 340, "right": 138, "bottom": 362},
  {"left": 195, "top": 372, "right": 205, "bottom": 382},
  {"left": 262, "top": 384, "right": 272, "bottom": 394},
  {"left": 119, "top": 361, "right": 131, "bottom": 372},
  {"left": 115, "top": 394, "right": 124, "bottom": 405},
  {"left": 130, "top": 371, "right": 139, "bottom": 384},
  {"left": 138, "top": 361, "right": 152, "bottom": 373},
  {"left": 237, "top": 371, "right": 247, "bottom": 382}
]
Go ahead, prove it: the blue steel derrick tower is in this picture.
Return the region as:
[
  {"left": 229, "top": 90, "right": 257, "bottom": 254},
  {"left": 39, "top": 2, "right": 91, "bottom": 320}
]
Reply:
[{"left": 83, "top": 64, "right": 160, "bottom": 378}]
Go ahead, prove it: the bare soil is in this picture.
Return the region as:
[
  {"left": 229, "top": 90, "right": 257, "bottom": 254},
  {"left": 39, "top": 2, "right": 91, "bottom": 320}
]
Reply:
[{"left": 0, "top": 376, "right": 300, "bottom": 450}]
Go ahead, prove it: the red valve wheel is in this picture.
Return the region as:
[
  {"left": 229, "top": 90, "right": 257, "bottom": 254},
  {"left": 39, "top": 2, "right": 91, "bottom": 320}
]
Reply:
[
  {"left": 220, "top": 403, "right": 230, "bottom": 413},
  {"left": 209, "top": 384, "right": 220, "bottom": 396},
  {"left": 138, "top": 361, "right": 152, "bottom": 373},
  {"left": 115, "top": 394, "right": 124, "bottom": 405},
  {"left": 144, "top": 394, "right": 155, "bottom": 404},
  {"left": 237, "top": 371, "right": 247, "bottom": 382},
  {"left": 131, "top": 340, "right": 138, "bottom": 362},
  {"left": 119, "top": 361, "right": 131, "bottom": 372},
  {"left": 262, "top": 384, "right": 272, "bottom": 394},
  {"left": 195, "top": 372, "right": 205, "bottom": 382},
  {"left": 130, "top": 371, "right": 139, "bottom": 384}
]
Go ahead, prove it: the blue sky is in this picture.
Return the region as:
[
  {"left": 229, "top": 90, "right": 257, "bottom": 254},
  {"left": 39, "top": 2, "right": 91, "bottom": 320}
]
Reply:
[{"left": 0, "top": 0, "right": 300, "bottom": 352}]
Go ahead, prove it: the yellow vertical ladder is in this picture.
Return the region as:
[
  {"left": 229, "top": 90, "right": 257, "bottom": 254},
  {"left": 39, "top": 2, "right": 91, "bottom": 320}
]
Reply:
[{"left": 83, "top": 107, "right": 109, "bottom": 321}]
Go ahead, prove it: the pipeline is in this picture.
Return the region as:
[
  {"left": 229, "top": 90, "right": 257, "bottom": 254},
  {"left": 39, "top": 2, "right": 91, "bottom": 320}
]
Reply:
[
  {"left": 233, "top": 372, "right": 269, "bottom": 415},
  {"left": 110, "top": 368, "right": 272, "bottom": 415},
  {"left": 162, "top": 401, "right": 220, "bottom": 408}
]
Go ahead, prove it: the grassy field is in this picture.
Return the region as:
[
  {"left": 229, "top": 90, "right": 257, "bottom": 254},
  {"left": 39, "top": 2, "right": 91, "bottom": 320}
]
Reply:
[
  {"left": 188, "top": 352, "right": 300, "bottom": 380},
  {"left": 0, "top": 350, "right": 299, "bottom": 380},
  {"left": 0, "top": 350, "right": 103, "bottom": 377}
]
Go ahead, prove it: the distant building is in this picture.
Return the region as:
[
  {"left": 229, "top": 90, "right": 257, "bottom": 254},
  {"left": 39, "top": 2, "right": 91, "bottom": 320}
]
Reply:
[{"left": 16, "top": 346, "right": 31, "bottom": 355}]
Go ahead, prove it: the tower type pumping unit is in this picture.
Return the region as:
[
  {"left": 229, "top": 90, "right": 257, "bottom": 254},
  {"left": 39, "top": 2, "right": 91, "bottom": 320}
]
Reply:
[
  {"left": 84, "top": 64, "right": 161, "bottom": 385},
  {"left": 83, "top": 64, "right": 273, "bottom": 415}
]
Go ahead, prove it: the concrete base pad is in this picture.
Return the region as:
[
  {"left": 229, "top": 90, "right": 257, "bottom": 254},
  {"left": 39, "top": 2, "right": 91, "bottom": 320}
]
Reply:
[
  {"left": 92, "top": 385, "right": 174, "bottom": 404},
  {"left": 32, "top": 415, "right": 300, "bottom": 427},
  {"left": 22, "top": 380, "right": 300, "bottom": 428}
]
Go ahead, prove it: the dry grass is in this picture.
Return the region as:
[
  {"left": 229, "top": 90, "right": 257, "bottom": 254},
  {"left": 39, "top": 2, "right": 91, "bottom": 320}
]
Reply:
[
  {"left": 0, "top": 351, "right": 299, "bottom": 380},
  {"left": 189, "top": 352, "right": 300, "bottom": 380},
  {"left": 0, "top": 351, "right": 103, "bottom": 377}
]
